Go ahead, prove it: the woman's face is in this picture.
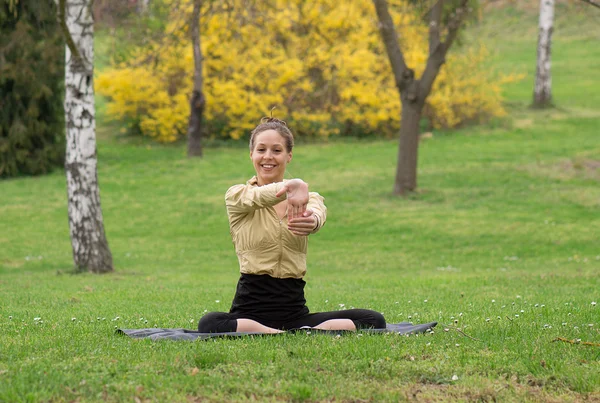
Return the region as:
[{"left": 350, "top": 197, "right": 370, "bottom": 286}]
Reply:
[{"left": 250, "top": 129, "right": 292, "bottom": 185}]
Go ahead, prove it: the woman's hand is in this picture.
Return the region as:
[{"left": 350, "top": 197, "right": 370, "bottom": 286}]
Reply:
[
  {"left": 287, "top": 209, "right": 318, "bottom": 236},
  {"left": 275, "top": 179, "right": 309, "bottom": 220}
]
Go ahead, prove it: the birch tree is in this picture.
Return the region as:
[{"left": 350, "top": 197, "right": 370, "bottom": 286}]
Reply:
[
  {"left": 58, "top": 0, "right": 113, "bottom": 273},
  {"left": 372, "top": 0, "right": 471, "bottom": 195},
  {"left": 187, "top": 0, "right": 205, "bottom": 157},
  {"left": 533, "top": 0, "right": 554, "bottom": 108}
]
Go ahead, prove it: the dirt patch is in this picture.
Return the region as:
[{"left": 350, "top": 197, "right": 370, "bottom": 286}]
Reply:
[
  {"left": 521, "top": 158, "right": 600, "bottom": 182},
  {"left": 403, "top": 380, "right": 599, "bottom": 403}
]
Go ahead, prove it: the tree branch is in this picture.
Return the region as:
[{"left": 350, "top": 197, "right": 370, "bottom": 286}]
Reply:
[
  {"left": 372, "top": 0, "right": 410, "bottom": 92},
  {"left": 429, "top": 0, "right": 442, "bottom": 56},
  {"left": 419, "top": 0, "right": 469, "bottom": 101},
  {"left": 579, "top": 0, "right": 600, "bottom": 9},
  {"left": 58, "top": 0, "right": 92, "bottom": 73},
  {"left": 191, "top": 0, "right": 203, "bottom": 92}
]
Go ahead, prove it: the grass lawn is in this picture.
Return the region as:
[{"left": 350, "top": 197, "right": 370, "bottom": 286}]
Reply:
[{"left": 1, "top": 3, "right": 599, "bottom": 402}]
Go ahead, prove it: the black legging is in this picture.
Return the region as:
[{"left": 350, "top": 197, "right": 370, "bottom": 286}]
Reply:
[{"left": 198, "top": 309, "right": 386, "bottom": 333}]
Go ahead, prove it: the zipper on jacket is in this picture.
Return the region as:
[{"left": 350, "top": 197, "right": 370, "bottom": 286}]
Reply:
[
  {"left": 277, "top": 218, "right": 283, "bottom": 270},
  {"left": 269, "top": 206, "right": 284, "bottom": 271}
]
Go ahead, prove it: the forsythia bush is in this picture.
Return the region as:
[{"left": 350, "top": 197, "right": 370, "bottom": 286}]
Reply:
[{"left": 97, "top": 0, "right": 520, "bottom": 143}]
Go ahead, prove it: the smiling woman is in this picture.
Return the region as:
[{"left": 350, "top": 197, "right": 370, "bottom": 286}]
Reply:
[{"left": 197, "top": 117, "right": 387, "bottom": 333}]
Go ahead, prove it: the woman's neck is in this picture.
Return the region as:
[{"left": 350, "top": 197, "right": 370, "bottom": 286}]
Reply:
[{"left": 257, "top": 176, "right": 284, "bottom": 186}]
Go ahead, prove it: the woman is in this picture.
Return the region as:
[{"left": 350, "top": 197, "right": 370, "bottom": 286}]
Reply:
[{"left": 198, "top": 118, "right": 386, "bottom": 333}]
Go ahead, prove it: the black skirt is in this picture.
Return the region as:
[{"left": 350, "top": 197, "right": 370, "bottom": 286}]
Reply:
[{"left": 229, "top": 273, "right": 309, "bottom": 323}]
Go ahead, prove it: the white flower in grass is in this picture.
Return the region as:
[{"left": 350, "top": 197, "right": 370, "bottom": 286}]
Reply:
[
  {"left": 491, "top": 299, "right": 496, "bottom": 303},
  {"left": 424, "top": 300, "right": 428, "bottom": 303},
  {"left": 455, "top": 344, "right": 460, "bottom": 347},
  {"left": 520, "top": 310, "right": 525, "bottom": 313},
  {"left": 71, "top": 318, "right": 76, "bottom": 321},
  {"left": 486, "top": 318, "right": 490, "bottom": 322},
  {"left": 515, "top": 314, "right": 519, "bottom": 318},
  {"left": 339, "top": 304, "right": 345, "bottom": 308},
  {"left": 9, "top": 316, "right": 12, "bottom": 320},
  {"left": 592, "top": 302, "right": 597, "bottom": 306},
  {"left": 541, "top": 304, "right": 545, "bottom": 308},
  {"left": 562, "top": 323, "right": 567, "bottom": 326},
  {"left": 34, "top": 317, "right": 41, "bottom": 321},
  {"left": 215, "top": 300, "right": 220, "bottom": 303},
  {"left": 589, "top": 324, "right": 594, "bottom": 327},
  {"left": 451, "top": 375, "right": 459, "bottom": 381}
]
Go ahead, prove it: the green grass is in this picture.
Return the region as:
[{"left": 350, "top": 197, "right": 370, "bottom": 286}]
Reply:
[{"left": 1, "top": 3, "right": 600, "bottom": 402}]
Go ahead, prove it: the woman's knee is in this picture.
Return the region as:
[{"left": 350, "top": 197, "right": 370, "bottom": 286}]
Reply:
[
  {"left": 197, "top": 312, "right": 237, "bottom": 333},
  {"left": 353, "top": 309, "right": 386, "bottom": 329}
]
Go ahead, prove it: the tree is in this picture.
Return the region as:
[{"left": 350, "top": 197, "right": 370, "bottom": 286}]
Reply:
[
  {"left": 533, "top": 0, "right": 554, "bottom": 108},
  {"left": 372, "top": 0, "right": 471, "bottom": 195},
  {"left": 0, "top": 0, "right": 65, "bottom": 178},
  {"left": 187, "top": 0, "right": 205, "bottom": 157},
  {"left": 58, "top": 0, "right": 113, "bottom": 273}
]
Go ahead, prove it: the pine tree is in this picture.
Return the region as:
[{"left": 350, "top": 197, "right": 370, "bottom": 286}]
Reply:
[{"left": 0, "top": 0, "right": 65, "bottom": 178}]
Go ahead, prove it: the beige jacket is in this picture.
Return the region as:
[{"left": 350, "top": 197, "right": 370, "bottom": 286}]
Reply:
[{"left": 225, "top": 176, "right": 327, "bottom": 279}]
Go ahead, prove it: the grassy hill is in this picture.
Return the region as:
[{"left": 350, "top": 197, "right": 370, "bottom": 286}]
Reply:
[{"left": 1, "top": 2, "right": 599, "bottom": 401}]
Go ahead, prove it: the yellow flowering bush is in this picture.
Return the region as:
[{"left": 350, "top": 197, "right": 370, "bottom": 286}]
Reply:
[{"left": 97, "top": 0, "right": 520, "bottom": 143}]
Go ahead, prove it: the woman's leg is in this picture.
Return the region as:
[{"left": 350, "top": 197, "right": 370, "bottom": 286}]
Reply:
[
  {"left": 236, "top": 319, "right": 284, "bottom": 334},
  {"left": 285, "top": 309, "right": 386, "bottom": 331},
  {"left": 198, "top": 312, "right": 283, "bottom": 333}
]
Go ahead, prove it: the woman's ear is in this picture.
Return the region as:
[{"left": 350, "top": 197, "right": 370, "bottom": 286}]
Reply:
[{"left": 287, "top": 152, "right": 293, "bottom": 163}]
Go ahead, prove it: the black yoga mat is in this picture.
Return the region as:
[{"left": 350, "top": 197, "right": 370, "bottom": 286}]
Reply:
[{"left": 117, "top": 321, "right": 437, "bottom": 341}]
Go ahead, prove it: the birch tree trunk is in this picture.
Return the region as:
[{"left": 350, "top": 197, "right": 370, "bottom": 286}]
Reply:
[
  {"left": 533, "top": 0, "right": 554, "bottom": 107},
  {"left": 137, "top": 0, "right": 150, "bottom": 14},
  {"left": 61, "top": 0, "right": 113, "bottom": 273},
  {"left": 187, "top": 0, "right": 205, "bottom": 158}
]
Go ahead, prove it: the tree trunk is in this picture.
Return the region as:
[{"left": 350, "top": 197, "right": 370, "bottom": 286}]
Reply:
[
  {"left": 137, "top": 0, "right": 150, "bottom": 14},
  {"left": 395, "top": 101, "right": 422, "bottom": 195},
  {"left": 373, "top": 0, "right": 469, "bottom": 195},
  {"left": 63, "top": 0, "right": 113, "bottom": 273},
  {"left": 187, "top": 0, "right": 205, "bottom": 158},
  {"left": 533, "top": 0, "right": 554, "bottom": 107}
]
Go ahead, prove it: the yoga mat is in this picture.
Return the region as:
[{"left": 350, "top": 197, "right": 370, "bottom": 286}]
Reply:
[{"left": 117, "top": 322, "right": 437, "bottom": 341}]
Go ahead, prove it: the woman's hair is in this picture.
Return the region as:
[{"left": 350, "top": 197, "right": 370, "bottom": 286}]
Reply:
[{"left": 249, "top": 117, "right": 294, "bottom": 153}]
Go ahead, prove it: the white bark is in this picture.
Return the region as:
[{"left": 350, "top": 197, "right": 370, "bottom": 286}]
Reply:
[
  {"left": 533, "top": 0, "right": 554, "bottom": 107},
  {"left": 64, "top": 0, "right": 113, "bottom": 273},
  {"left": 138, "top": 0, "right": 150, "bottom": 14}
]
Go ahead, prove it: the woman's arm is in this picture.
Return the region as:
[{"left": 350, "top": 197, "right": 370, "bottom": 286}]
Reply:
[
  {"left": 225, "top": 182, "right": 285, "bottom": 215},
  {"left": 225, "top": 179, "right": 309, "bottom": 215}
]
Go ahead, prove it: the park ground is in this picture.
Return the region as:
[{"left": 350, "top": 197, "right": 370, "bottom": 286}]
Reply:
[{"left": 1, "top": 2, "right": 599, "bottom": 402}]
